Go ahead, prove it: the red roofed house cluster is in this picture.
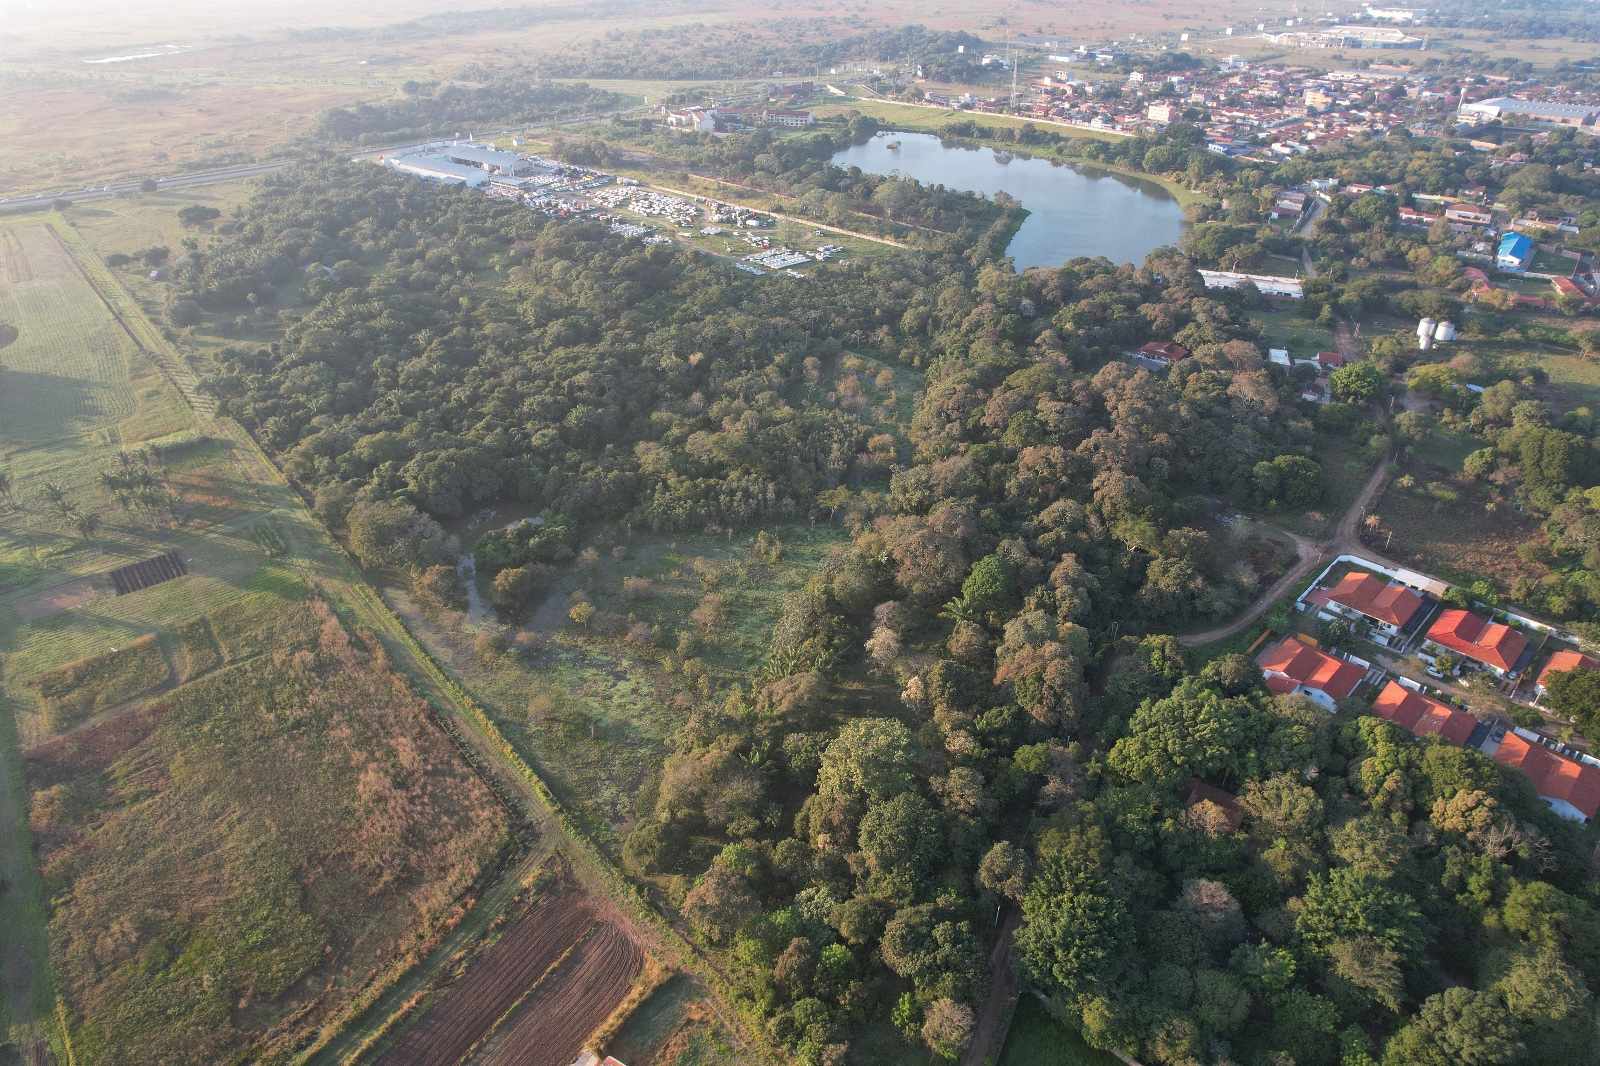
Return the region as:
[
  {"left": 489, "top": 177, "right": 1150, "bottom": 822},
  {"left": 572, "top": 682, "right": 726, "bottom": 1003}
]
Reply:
[
  {"left": 1258, "top": 635, "right": 1366, "bottom": 711},
  {"left": 1424, "top": 609, "right": 1530, "bottom": 678}
]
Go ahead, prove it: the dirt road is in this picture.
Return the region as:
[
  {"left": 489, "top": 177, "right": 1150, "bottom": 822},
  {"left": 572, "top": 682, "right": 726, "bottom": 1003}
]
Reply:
[
  {"left": 1178, "top": 460, "right": 1394, "bottom": 648},
  {"left": 960, "top": 909, "right": 1020, "bottom": 1066}
]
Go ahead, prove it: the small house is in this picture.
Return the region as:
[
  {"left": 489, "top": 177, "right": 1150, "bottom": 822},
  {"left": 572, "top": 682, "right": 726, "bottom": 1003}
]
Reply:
[{"left": 1496, "top": 231, "right": 1534, "bottom": 273}]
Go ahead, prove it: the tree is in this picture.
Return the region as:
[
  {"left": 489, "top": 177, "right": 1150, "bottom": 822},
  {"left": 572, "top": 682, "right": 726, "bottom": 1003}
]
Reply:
[
  {"left": 1106, "top": 678, "right": 1255, "bottom": 790},
  {"left": 1016, "top": 830, "right": 1132, "bottom": 1003},
  {"left": 177, "top": 205, "right": 222, "bottom": 226},
  {"left": 1296, "top": 867, "right": 1424, "bottom": 960},
  {"left": 72, "top": 512, "right": 102, "bottom": 540},
  {"left": 346, "top": 499, "right": 446, "bottom": 570},
  {"left": 857, "top": 791, "right": 942, "bottom": 893},
  {"left": 490, "top": 565, "right": 539, "bottom": 616},
  {"left": 977, "top": 841, "right": 1030, "bottom": 901},
  {"left": 1330, "top": 361, "right": 1384, "bottom": 405},
  {"left": 921, "top": 998, "right": 975, "bottom": 1060},
  {"left": 1381, "top": 988, "right": 1524, "bottom": 1066},
  {"left": 1543, "top": 667, "right": 1600, "bottom": 742}
]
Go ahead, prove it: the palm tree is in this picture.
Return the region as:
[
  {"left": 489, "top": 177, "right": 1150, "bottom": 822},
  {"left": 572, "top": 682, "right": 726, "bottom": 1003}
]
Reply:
[{"left": 73, "top": 512, "right": 101, "bottom": 539}]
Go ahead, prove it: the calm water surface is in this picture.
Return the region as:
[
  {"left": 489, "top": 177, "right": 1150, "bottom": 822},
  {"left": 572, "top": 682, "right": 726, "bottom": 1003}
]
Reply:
[{"left": 831, "top": 131, "right": 1186, "bottom": 268}]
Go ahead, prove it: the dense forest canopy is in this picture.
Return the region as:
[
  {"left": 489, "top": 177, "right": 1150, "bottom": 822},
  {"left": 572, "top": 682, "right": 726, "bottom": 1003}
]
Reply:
[{"left": 193, "top": 156, "right": 1600, "bottom": 1066}]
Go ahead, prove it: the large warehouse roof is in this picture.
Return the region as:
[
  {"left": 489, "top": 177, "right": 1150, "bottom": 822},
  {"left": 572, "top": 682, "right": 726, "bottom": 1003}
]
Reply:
[
  {"left": 444, "top": 144, "right": 525, "bottom": 170},
  {"left": 1463, "top": 97, "right": 1599, "bottom": 122}
]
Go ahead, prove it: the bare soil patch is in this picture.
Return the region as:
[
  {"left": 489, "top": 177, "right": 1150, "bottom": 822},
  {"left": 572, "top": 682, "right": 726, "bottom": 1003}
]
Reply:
[
  {"left": 13, "top": 575, "right": 106, "bottom": 622},
  {"left": 472, "top": 921, "right": 644, "bottom": 1066},
  {"left": 380, "top": 885, "right": 604, "bottom": 1065}
]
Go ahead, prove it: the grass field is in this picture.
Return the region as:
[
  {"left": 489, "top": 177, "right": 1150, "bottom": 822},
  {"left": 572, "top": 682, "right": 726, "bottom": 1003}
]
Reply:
[
  {"left": 26, "top": 598, "right": 509, "bottom": 1065},
  {"left": 1372, "top": 462, "right": 1546, "bottom": 594},
  {"left": 0, "top": 204, "right": 529, "bottom": 1064},
  {"left": 1254, "top": 307, "right": 1335, "bottom": 360},
  {"left": 999, "top": 997, "right": 1121, "bottom": 1066}
]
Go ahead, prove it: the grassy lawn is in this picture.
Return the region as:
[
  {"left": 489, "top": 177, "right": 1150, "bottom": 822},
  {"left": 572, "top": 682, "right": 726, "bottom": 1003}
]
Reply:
[
  {"left": 1254, "top": 307, "right": 1335, "bottom": 359},
  {"left": 1535, "top": 351, "right": 1600, "bottom": 414},
  {"left": 999, "top": 997, "right": 1122, "bottom": 1066}
]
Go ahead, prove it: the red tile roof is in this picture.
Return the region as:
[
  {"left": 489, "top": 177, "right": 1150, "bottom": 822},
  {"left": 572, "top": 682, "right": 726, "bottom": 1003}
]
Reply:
[
  {"left": 1493, "top": 732, "right": 1600, "bottom": 821},
  {"left": 1316, "top": 351, "right": 1346, "bottom": 369},
  {"left": 1259, "top": 636, "right": 1365, "bottom": 700},
  {"left": 1138, "top": 341, "right": 1191, "bottom": 363},
  {"left": 1326, "top": 571, "right": 1423, "bottom": 628},
  {"left": 1371, "top": 680, "right": 1478, "bottom": 745},
  {"left": 1427, "top": 610, "right": 1528, "bottom": 673},
  {"left": 1537, "top": 649, "right": 1600, "bottom": 689}
]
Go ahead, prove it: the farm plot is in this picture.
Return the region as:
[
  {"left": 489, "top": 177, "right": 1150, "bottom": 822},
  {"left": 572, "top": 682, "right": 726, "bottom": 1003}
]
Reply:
[
  {"left": 472, "top": 921, "right": 643, "bottom": 1066},
  {"left": 379, "top": 885, "right": 644, "bottom": 1066},
  {"left": 24, "top": 597, "right": 511, "bottom": 1066},
  {"left": 0, "top": 224, "right": 137, "bottom": 442}
]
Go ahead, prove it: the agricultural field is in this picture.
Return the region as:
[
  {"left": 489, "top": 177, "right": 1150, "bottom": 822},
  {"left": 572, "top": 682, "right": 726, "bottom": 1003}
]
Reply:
[
  {"left": 367, "top": 869, "right": 656, "bottom": 1066},
  {"left": 0, "top": 207, "right": 538, "bottom": 1066},
  {"left": 24, "top": 596, "right": 511, "bottom": 1064}
]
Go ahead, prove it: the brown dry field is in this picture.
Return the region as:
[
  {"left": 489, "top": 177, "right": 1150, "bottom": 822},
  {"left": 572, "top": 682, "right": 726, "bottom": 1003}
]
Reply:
[{"left": 0, "top": 0, "right": 1320, "bottom": 194}]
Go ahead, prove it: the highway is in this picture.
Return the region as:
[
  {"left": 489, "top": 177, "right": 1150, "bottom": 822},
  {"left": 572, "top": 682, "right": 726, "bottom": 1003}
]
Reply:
[{"left": 0, "top": 160, "right": 294, "bottom": 214}]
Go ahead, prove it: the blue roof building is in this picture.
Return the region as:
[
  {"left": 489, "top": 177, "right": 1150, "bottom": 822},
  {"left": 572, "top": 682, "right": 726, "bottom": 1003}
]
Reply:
[{"left": 1497, "top": 231, "right": 1534, "bottom": 272}]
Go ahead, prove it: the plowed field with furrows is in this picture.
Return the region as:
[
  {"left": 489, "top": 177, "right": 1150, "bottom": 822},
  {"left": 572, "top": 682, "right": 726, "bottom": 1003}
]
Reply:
[{"left": 470, "top": 921, "right": 643, "bottom": 1066}]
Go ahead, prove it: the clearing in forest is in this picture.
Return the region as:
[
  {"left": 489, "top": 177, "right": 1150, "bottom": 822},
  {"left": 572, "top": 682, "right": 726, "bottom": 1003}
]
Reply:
[{"left": 23, "top": 597, "right": 511, "bottom": 1065}]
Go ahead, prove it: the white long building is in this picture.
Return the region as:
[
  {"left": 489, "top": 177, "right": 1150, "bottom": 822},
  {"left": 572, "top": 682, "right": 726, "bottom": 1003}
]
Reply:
[{"left": 1197, "top": 270, "right": 1304, "bottom": 299}]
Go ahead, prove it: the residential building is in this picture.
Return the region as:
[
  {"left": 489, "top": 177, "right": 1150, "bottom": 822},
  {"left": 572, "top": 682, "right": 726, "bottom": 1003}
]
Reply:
[
  {"left": 1146, "top": 103, "right": 1176, "bottom": 124},
  {"left": 1371, "top": 681, "right": 1480, "bottom": 745},
  {"left": 1133, "top": 340, "right": 1191, "bottom": 370},
  {"left": 1443, "top": 203, "right": 1493, "bottom": 227},
  {"left": 1318, "top": 569, "right": 1425, "bottom": 638},
  {"left": 1536, "top": 649, "right": 1600, "bottom": 697},
  {"left": 1185, "top": 780, "right": 1245, "bottom": 832},
  {"left": 1490, "top": 731, "right": 1600, "bottom": 822},
  {"left": 1258, "top": 636, "right": 1366, "bottom": 711},
  {"left": 1497, "top": 232, "right": 1534, "bottom": 272},
  {"left": 1424, "top": 609, "right": 1530, "bottom": 677},
  {"left": 1197, "top": 270, "right": 1304, "bottom": 299},
  {"left": 1316, "top": 351, "right": 1346, "bottom": 370}
]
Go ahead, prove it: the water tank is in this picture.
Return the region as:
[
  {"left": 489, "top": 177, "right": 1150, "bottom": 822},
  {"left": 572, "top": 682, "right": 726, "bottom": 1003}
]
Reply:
[
  {"left": 1417, "top": 317, "right": 1436, "bottom": 350},
  {"left": 1434, "top": 320, "right": 1457, "bottom": 342}
]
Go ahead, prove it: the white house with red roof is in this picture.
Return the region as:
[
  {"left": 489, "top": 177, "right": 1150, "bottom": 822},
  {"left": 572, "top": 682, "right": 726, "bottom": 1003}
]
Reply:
[
  {"left": 1316, "top": 570, "right": 1426, "bottom": 643},
  {"left": 1488, "top": 730, "right": 1600, "bottom": 823},
  {"left": 1535, "top": 649, "right": 1600, "bottom": 698},
  {"left": 1258, "top": 635, "right": 1366, "bottom": 711},
  {"left": 1424, "top": 609, "right": 1530, "bottom": 678},
  {"left": 1370, "top": 680, "right": 1480, "bottom": 746}
]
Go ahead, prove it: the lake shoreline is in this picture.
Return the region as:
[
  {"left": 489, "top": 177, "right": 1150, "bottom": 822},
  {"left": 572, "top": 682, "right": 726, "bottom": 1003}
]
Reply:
[{"left": 831, "top": 131, "right": 1187, "bottom": 269}]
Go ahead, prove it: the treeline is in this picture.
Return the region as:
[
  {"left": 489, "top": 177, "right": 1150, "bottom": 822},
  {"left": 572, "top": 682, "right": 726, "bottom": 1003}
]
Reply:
[
  {"left": 314, "top": 80, "right": 625, "bottom": 144},
  {"left": 187, "top": 162, "right": 913, "bottom": 548},
  {"left": 528, "top": 22, "right": 989, "bottom": 82},
  {"left": 605, "top": 116, "right": 1023, "bottom": 248},
  {"left": 191, "top": 158, "right": 1600, "bottom": 1065}
]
